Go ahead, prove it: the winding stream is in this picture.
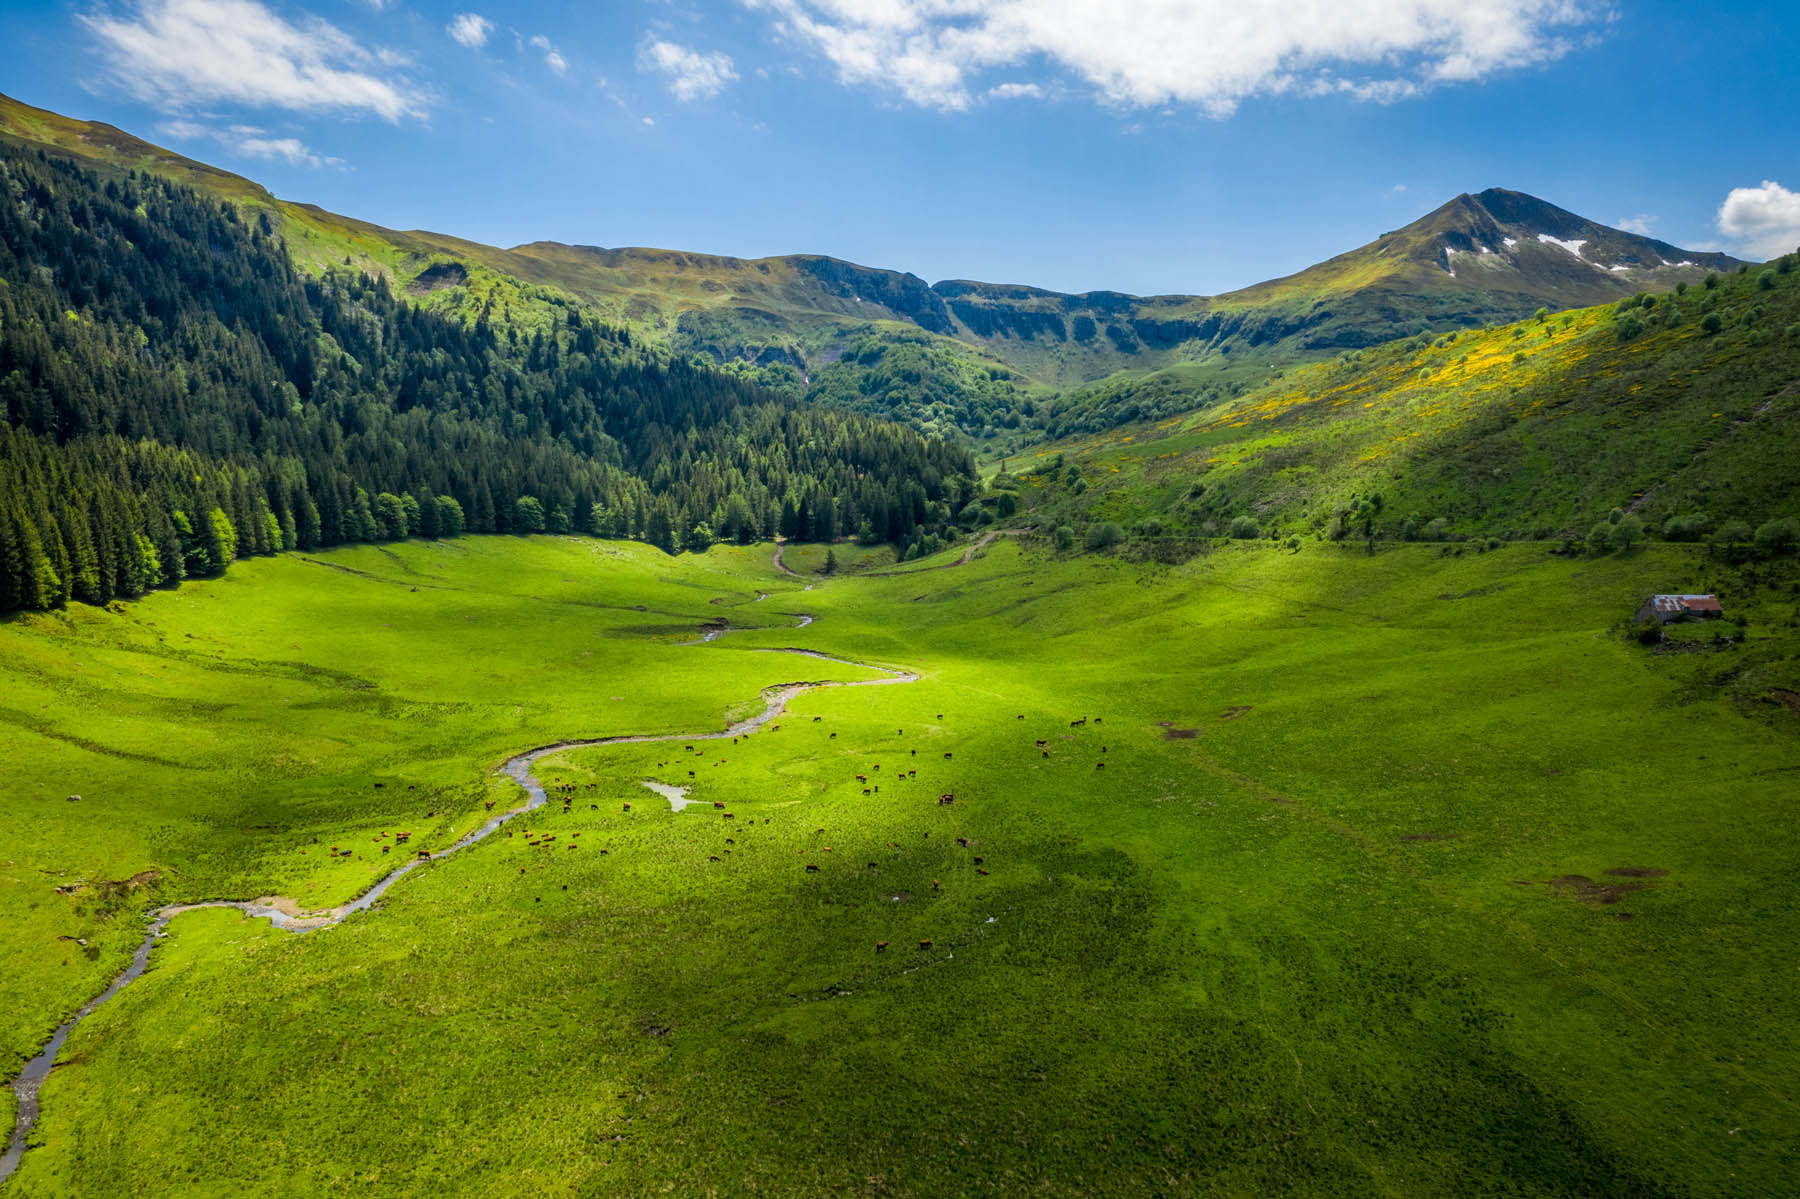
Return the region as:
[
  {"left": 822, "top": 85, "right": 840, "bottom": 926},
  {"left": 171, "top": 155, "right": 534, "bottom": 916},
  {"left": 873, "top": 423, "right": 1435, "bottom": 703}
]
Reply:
[{"left": 1, "top": 607, "right": 914, "bottom": 1185}]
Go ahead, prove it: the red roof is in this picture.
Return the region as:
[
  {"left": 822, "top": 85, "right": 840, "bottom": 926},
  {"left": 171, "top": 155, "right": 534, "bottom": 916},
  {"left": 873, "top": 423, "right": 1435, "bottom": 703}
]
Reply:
[{"left": 1680, "top": 596, "right": 1722, "bottom": 613}]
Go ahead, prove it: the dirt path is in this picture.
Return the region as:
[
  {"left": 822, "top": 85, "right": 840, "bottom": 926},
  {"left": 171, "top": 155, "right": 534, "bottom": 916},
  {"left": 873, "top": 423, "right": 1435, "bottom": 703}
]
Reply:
[
  {"left": 772, "top": 539, "right": 801, "bottom": 578},
  {"left": 1, "top": 613, "right": 915, "bottom": 1185}
]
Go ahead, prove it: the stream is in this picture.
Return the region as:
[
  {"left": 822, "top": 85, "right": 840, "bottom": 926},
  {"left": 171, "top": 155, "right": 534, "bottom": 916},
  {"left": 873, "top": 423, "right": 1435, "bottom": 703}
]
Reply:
[{"left": 1, "top": 608, "right": 913, "bottom": 1185}]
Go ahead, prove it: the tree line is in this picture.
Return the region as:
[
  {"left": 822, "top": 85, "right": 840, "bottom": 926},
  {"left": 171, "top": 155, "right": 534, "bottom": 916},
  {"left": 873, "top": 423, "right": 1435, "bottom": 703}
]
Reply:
[{"left": 0, "top": 147, "right": 975, "bottom": 611}]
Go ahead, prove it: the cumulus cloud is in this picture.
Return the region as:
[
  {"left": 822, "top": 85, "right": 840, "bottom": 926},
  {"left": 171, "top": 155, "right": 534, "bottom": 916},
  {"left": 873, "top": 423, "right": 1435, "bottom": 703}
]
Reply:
[
  {"left": 156, "top": 118, "right": 344, "bottom": 168},
  {"left": 1616, "top": 213, "right": 1656, "bottom": 236},
  {"left": 987, "top": 81, "right": 1041, "bottom": 100},
  {"left": 639, "top": 40, "right": 738, "bottom": 101},
  {"left": 529, "top": 33, "right": 567, "bottom": 75},
  {"left": 1717, "top": 180, "right": 1800, "bottom": 260},
  {"left": 448, "top": 12, "right": 492, "bottom": 48},
  {"left": 84, "top": 0, "right": 425, "bottom": 121},
  {"left": 742, "top": 0, "right": 1602, "bottom": 113}
]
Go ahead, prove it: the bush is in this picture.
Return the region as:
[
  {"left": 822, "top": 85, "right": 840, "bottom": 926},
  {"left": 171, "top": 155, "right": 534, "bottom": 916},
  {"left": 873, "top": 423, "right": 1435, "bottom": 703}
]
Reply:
[
  {"left": 1609, "top": 513, "right": 1645, "bottom": 550},
  {"left": 1758, "top": 268, "right": 1777, "bottom": 290},
  {"left": 1615, "top": 315, "right": 1645, "bottom": 342},
  {"left": 1701, "top": 312, "right": 1723, "bottom": 335},
  {"left": 1226, "top": 515, "right": 1260, "bottom": 540},
  {"left": 1704, "top": 273, "right": 1720, "bottom": 290},
  {"left": 1053, "top": 525, "right": 1075, "bottom": 551},
  {"left": 1084, "top": 522, "right": 1124, "bottom": 551},
  {"left": 1754, "top": 517, "right": 1800, "bottom": 555},
  {"left": 1587, "top": 521, "right": 1614, "bottom": 552},
  {"left": 1715, "top": 519, "right": 1753, "bottom": 546},
  {"left": 1663, "top": 512, "right": 1710, "bottom": 541},
  {"left": 1631, "top": 620, "right": 1664, "bottom": 645}
]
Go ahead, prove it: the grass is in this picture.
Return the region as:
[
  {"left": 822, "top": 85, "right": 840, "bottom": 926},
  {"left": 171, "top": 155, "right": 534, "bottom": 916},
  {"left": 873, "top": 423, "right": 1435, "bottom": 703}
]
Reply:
[{"left": 3, "top": 534, "right": 1798, "bottom": 1195}]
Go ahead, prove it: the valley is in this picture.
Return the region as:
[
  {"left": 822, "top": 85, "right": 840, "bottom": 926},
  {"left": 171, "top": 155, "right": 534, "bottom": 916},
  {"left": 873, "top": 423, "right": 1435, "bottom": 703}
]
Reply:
[{"left": 2, "top": 534, "right": 1797, "bottom": 1195}]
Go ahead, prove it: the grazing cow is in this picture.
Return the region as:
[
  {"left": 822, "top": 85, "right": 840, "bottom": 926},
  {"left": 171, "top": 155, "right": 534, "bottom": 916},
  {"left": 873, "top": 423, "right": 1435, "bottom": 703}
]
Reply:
[
  {"left": 725, "top": 838, "right": 734, "bottom": 844},
  {"left": 977, "top": 868, "right": 990, "bottom": 876},
  {"left": 714, "top": 801, "right": 725, "bottom": 809},
  {"left": 1095, "top": 718, "right": 1103, "bottom": 724},
  {"left": 382, "top": 846, "right": 390, "bottom": 853},
  {"left": 956, "top": 837, "right": 969, "bottom": 847},
  {"left": 485, "top": 802, "right": 495, "bottom": 811},
  {"left": 1036, "top": 740, "right": 1047, "bottom": 747},
  {"left": 568, "top": 844, "right": 578, "bottom": 850},
  {"left": 937, "top": 714, "right": 944, "bottom": 720},
  {"left": 688, "top": 771, "right": 696, "bottom": 778},
  {"left": 909, "top": 770, "right": 917, "bottom": 778},
  {"left": 534, "top": 896, "right": 541, "bottom": 902},
  {"left": 417, "top": 850, "right": 430, "bottom": 860},
  {"left": 709, "top": 855, "right": 720, "bottom": 862},
  {"left": 932, "top": 879, "right": 941, "bottom": 891},
  {"left": 830, "top": 733, "right": 838, "bottom": 739},
  {"left": 1017, "top": 715, "right": 1025, "bottom": 720},
  {"left": 867, "top": 862, "right": 878, "bottom": 870},
  {"left": 973, "top": 856, "right": 984, "bottom": 865},
  {"left": 944, "top": 752, "right": 953, "bottom": 759},
  {"left": 856, "top": 774, "right": 868, "bottom": 783},
  {"left": 1070, "top": 718, "right": 1085, "bottom": 728},
  {"left": 1042, "top": 751, "right": 1049, "bottom": 758},
  {"left": 1096, "top": 762, "right": 1105, "bottom": 770},
  {"left": 876, "top": 941, "right": 889, "bottom": 951},
  {"left": 805, "top": 864, "right": 820, "bottom": 873},
  {"left": 723, "top": 813, "right": 735, "bottom": 819},
  {"left": 919, "top": 939, "right": 933, "bottom": 949},
  {"left": 623, "top": 802, "right": 632, "bottom": 811},
  {"left": 813, "top": 716, "right": 822, "bottom": 723},
  {"left": 863, "top": 789, "right": 871, "bottom": 796}
]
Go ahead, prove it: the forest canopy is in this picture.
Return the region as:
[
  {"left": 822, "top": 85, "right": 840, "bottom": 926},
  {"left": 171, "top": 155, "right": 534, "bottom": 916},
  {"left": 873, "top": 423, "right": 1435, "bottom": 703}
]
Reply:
[{"left": 0, "top": 146, "right": 976, "bottom": 611}]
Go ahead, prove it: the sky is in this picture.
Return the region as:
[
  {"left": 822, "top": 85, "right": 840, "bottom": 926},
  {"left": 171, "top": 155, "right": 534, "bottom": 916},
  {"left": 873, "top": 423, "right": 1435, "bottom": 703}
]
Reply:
[{"left": 1, "top": 0, "right": 1797, "bottom": 296}]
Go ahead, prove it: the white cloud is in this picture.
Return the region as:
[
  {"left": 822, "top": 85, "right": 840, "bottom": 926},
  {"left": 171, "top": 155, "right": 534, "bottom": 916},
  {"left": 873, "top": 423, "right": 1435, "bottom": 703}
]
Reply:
[
  {"left": 987, "top": 81, "right": 1041, "bottom": 100},
  {"left": 155, "top": 118, "right": 343, "bottom": 167},
  {"left": 84, "top": 0, "right": 425, "bottom": 121},
  {"left": 639, "top": 39, "right": 738, "bottom": 101},
  {"left": 448, "top": 12, "right": 493, "bottom": 49},
  {"left": 1616, "top": 213, "right": 1656, "bottom": 236},
  {"left": 529, "top": 33, "right": 567, "bottom": 75},
  {"left": 1717, "top": 180, "right": 1800, "bottom": 260},
  {"left": 742, "top": 0, "right": 1602, "bottom": 114}
]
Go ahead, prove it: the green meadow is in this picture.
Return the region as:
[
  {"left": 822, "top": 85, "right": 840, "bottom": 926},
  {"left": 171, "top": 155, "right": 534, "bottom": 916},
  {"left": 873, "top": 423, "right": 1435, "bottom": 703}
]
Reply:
[{"left": 3, "top": 534, "right": 1798, "bottom": 1196}]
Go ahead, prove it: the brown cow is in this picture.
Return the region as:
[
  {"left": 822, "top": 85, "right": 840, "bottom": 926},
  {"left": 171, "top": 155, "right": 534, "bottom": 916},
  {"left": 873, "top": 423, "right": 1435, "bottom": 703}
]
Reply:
[
  {"left": 805, "top": 864, "right": 820, "bottom": 872},
  {"left": 956, "top": 837, "right": 969, "bottom": 847},
  {"left": 876, "top": 941, "right": 889, "bottom": 951},
  {"left": 919, "top": 938, "right": 933, "bottom": 949}
]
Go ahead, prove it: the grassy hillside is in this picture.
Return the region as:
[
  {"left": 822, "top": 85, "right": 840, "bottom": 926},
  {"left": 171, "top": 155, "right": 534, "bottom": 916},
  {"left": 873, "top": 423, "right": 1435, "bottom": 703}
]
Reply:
[
  {"left": 2, "top": 535, "right": 1797, "bottom": 1194},
  {"left": 1022, "top": 256, "right": 1800, "bottom": 548},
  {"left": 2, "top": 93, "right": 1741, "bottom": 454}
]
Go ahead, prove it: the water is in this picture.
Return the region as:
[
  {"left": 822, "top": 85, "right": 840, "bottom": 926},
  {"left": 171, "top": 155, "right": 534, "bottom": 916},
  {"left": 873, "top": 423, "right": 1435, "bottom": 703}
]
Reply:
[{"left": 2, "top": 610, "right": 914, "bottom": 1184}]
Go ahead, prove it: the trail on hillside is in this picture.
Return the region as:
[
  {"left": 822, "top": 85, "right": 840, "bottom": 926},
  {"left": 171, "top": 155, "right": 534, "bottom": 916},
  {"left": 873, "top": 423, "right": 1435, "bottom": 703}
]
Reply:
[
  {"left": 772, "top": 539, "right": 801, "bottom": 577},
  {"left": 1, "top": 612, "right": 915, "bottom": 1185},
  {"left": 869, "top": 528, "right": 1028, "bottom": 576}
]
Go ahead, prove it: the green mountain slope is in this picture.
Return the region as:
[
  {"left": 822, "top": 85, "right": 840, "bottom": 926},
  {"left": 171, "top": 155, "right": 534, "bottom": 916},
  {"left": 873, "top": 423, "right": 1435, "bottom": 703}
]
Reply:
[
  {"left": 1021, "top": 260, "right": 1800, "bottom": 547},
  {"left": 0, "top": 139, "right": 976, "bottom": 613},
  {"left": 0, "top": 93, "right": 1743, "bottom": 452}
]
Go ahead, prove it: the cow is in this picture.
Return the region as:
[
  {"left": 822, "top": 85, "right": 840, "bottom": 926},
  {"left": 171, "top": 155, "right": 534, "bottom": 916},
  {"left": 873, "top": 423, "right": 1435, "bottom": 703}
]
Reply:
[
  {"left": 876, "top": 941, "right": 889, "bottom": 951},
  {"left": 977, "top": 868, "right": 990, "bottom": 876},
  {"left": 813, "top": 716, "right": 822, "bottom": 723},
  {"left": 723, "top": 813, "right": 735, "bottom": 819},
  {"left": 956, "top": 837, "right": 969, "bottom": 847},
  {"left": 1096, "top": 762, "right": 1105, "bottom": 770},
  {"left": 919, "top": 938, "right": 933, "bottom": 949},
  {"left": 709, "top": 855, "right": 720, "bottom": 862},
  {"left": 714, "top": 801, "right": 725, "bottom": 809},
  {"left": 944, "top": 752, "right": 953, "bottom": 759},
  {"left": 805, "top": 864, "right": 820, "bottom": 873},
  {"left": 830, "top": 732, "right": 838, "bottom": 739},
  {"left": 623, "top": 802, "right": 632, "bottom": 811}
]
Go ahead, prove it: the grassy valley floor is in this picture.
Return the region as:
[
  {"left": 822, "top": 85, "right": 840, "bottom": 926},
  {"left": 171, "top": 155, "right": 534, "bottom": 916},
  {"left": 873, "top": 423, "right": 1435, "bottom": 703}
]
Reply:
[{"left": 2, "top": 535, "right": 1796, "bottom": 1196}]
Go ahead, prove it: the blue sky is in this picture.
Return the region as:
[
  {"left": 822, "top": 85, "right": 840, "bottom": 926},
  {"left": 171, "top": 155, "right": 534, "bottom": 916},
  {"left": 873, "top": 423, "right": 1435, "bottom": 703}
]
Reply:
[{"left": 2, "top": 0, "right": 1796, "bottom": 296}]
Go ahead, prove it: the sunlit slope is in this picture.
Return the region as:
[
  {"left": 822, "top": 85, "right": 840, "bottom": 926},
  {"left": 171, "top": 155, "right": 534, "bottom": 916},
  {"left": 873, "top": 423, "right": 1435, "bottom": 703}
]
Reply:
[
  {"left": 2, "top": 93, "right": 1741, "bottom": 421},
  {"left": 1028, "top": 256, "right": 1800, "bottom": 538}
]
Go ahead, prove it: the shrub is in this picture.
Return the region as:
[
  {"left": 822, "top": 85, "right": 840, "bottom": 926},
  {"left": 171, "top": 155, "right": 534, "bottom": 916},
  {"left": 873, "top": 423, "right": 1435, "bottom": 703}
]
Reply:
[
  {"left": 1631, "top": 620, "right": 1664, "bottom": 646},
  {"left": 1587, "top": 521, "right": 1614, "bottom": 552},
  {"left": 1615, "top": 315, "right": 1645, "bottom": 342},
  {"left": 1715, "top": 519, "right": 1753, "bottom": 546},
  {"left": 1675, "top": 281, "right": 1689, "bottom": 295},
  {"left": 1758, "top": 268, "right": 1777, "bottom": 290},
  {"left": 1084, "top": 522, "right": 1124, "bottom": 551},
  {"left": 1701, "top": 312, "right": 1723, "bottom": 335},
  {"left": 1663, "top": 512, "right": 1710, "bottom": 541},
  {"left": 1754, "top": 517, "right": 1800, "bottom": 555},
  {"left": 1136, "top": 517, "right": 1164, "bottom": 538},
  {"left": 1704, "top": 273, "right": 1720, "bottom": 290},
  {"left": 1053, "top": 525, "right": 1075, "bottom": 551},
  {"left": 1609, "top": 514, "right": 1645, "bottom": 550},
  {"left": 1226, "top": 515, "right": 1260, "bottom": 540}
]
